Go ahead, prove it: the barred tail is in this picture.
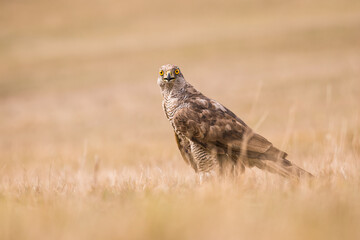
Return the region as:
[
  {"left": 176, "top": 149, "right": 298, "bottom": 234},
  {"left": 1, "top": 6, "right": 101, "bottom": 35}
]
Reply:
[
  {"left": 255, "top": 146, "right": 313, "bottom": 179},
  {"left": 261, "top": 158, "right": 313, "bottom": 179}
]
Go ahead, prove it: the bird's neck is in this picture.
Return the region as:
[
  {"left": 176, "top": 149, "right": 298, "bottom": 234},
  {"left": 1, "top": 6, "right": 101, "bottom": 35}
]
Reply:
[
  {"left": 162, "top": 86, "right": 189, "bottom": 123},
  {"left": 162, "top": 85, "right": 185, "bottom": 102}
]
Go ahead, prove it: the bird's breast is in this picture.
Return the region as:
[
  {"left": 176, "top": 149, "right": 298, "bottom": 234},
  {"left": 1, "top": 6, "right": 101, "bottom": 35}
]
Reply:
[
  {"left": 162, "top": 92, "right": 190, "bottom": 138},
  {"left": 163, "top": 95, "right": 178, "bottom": 122}
]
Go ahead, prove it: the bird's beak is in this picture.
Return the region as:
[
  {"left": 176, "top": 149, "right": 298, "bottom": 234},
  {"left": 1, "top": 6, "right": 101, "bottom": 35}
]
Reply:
[{"left": 164, "top": 71, "right": 175, "bottom": 82}]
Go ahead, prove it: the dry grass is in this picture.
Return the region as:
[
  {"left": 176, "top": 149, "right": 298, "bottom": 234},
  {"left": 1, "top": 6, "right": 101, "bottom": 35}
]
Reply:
[{"left": 1, "top": 0, "right": 360, "bottom": 239}]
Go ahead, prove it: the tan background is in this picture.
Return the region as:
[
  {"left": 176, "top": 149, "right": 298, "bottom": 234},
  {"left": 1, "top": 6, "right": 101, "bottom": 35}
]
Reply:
[{"left": 0, "top": 0, "right": 360, "bottom": 239}]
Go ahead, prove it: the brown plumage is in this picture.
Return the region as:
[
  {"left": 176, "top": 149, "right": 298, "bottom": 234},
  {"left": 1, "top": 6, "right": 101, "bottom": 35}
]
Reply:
[{"left": 157, "top": 64, "right": 312, "bottom": 180}]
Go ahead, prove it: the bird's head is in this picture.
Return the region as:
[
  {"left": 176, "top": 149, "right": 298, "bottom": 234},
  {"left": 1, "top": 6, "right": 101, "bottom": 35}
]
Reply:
[{"left": 157, "top": 64, "right": 186, "bottom": 91}]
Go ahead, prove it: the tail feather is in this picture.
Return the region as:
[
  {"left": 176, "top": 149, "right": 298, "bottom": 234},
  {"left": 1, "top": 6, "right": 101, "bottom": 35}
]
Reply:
[
  {"left": 261, "top": 159, "right": 313, "bottom": 179},
  {"left": 252, "top": 146, "right": 313, "bottom": 179}
]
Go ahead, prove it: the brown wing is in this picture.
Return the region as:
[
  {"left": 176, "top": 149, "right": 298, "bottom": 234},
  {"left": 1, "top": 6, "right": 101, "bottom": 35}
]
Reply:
[
  {"left": 173, "top": 97, "right": 279, "bottom": 158},
  {"left": 173, "top": 96, "right": 313, "bottom": 178}
]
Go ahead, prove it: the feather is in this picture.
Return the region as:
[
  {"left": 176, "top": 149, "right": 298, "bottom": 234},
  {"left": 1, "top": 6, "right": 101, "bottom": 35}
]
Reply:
[{"left": 159, "top": 64, "right": 313, "bottom": 179}]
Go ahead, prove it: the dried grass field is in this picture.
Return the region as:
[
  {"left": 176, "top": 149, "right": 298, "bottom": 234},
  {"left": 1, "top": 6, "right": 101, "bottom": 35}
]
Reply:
[{"left": 1, "top": 0, "right": 360, "bottom": 239}]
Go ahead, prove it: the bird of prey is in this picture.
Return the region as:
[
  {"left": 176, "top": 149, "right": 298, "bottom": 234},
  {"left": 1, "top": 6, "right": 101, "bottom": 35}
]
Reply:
[{"left": 157, "top": 64, "right": 312, "bottom": 180}]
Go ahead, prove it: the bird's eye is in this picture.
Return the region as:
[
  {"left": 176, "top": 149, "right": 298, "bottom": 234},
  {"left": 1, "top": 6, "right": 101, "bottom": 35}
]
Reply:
[
  {"left": 159, "top": 70, "right": 164, "bottom": 76},
  {"left": 174, "top": 69, "right": 180, "bottom": 75}
]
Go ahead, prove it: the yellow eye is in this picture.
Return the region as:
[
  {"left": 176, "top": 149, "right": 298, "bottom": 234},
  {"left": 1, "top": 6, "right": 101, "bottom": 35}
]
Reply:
[
  {"left": 174, "top": 69, "right": 180, "bottom": 75},
  {"left": 159, "top": 70, "right": 164, "bottom": 76}
]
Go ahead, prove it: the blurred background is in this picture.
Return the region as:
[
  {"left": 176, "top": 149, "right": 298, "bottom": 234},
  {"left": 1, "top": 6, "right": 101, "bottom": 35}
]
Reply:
[
  {"left": 1, "top": 0, "right": 359, "bottom": 170},
  {"left": 0, "top": 0, "right": 360, "bottom": 239}
]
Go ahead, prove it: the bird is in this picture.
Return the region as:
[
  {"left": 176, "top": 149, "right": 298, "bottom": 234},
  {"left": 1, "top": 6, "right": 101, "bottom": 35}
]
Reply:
[{"left": 157, "top": 64, "right": 313, "bottom": 180}]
